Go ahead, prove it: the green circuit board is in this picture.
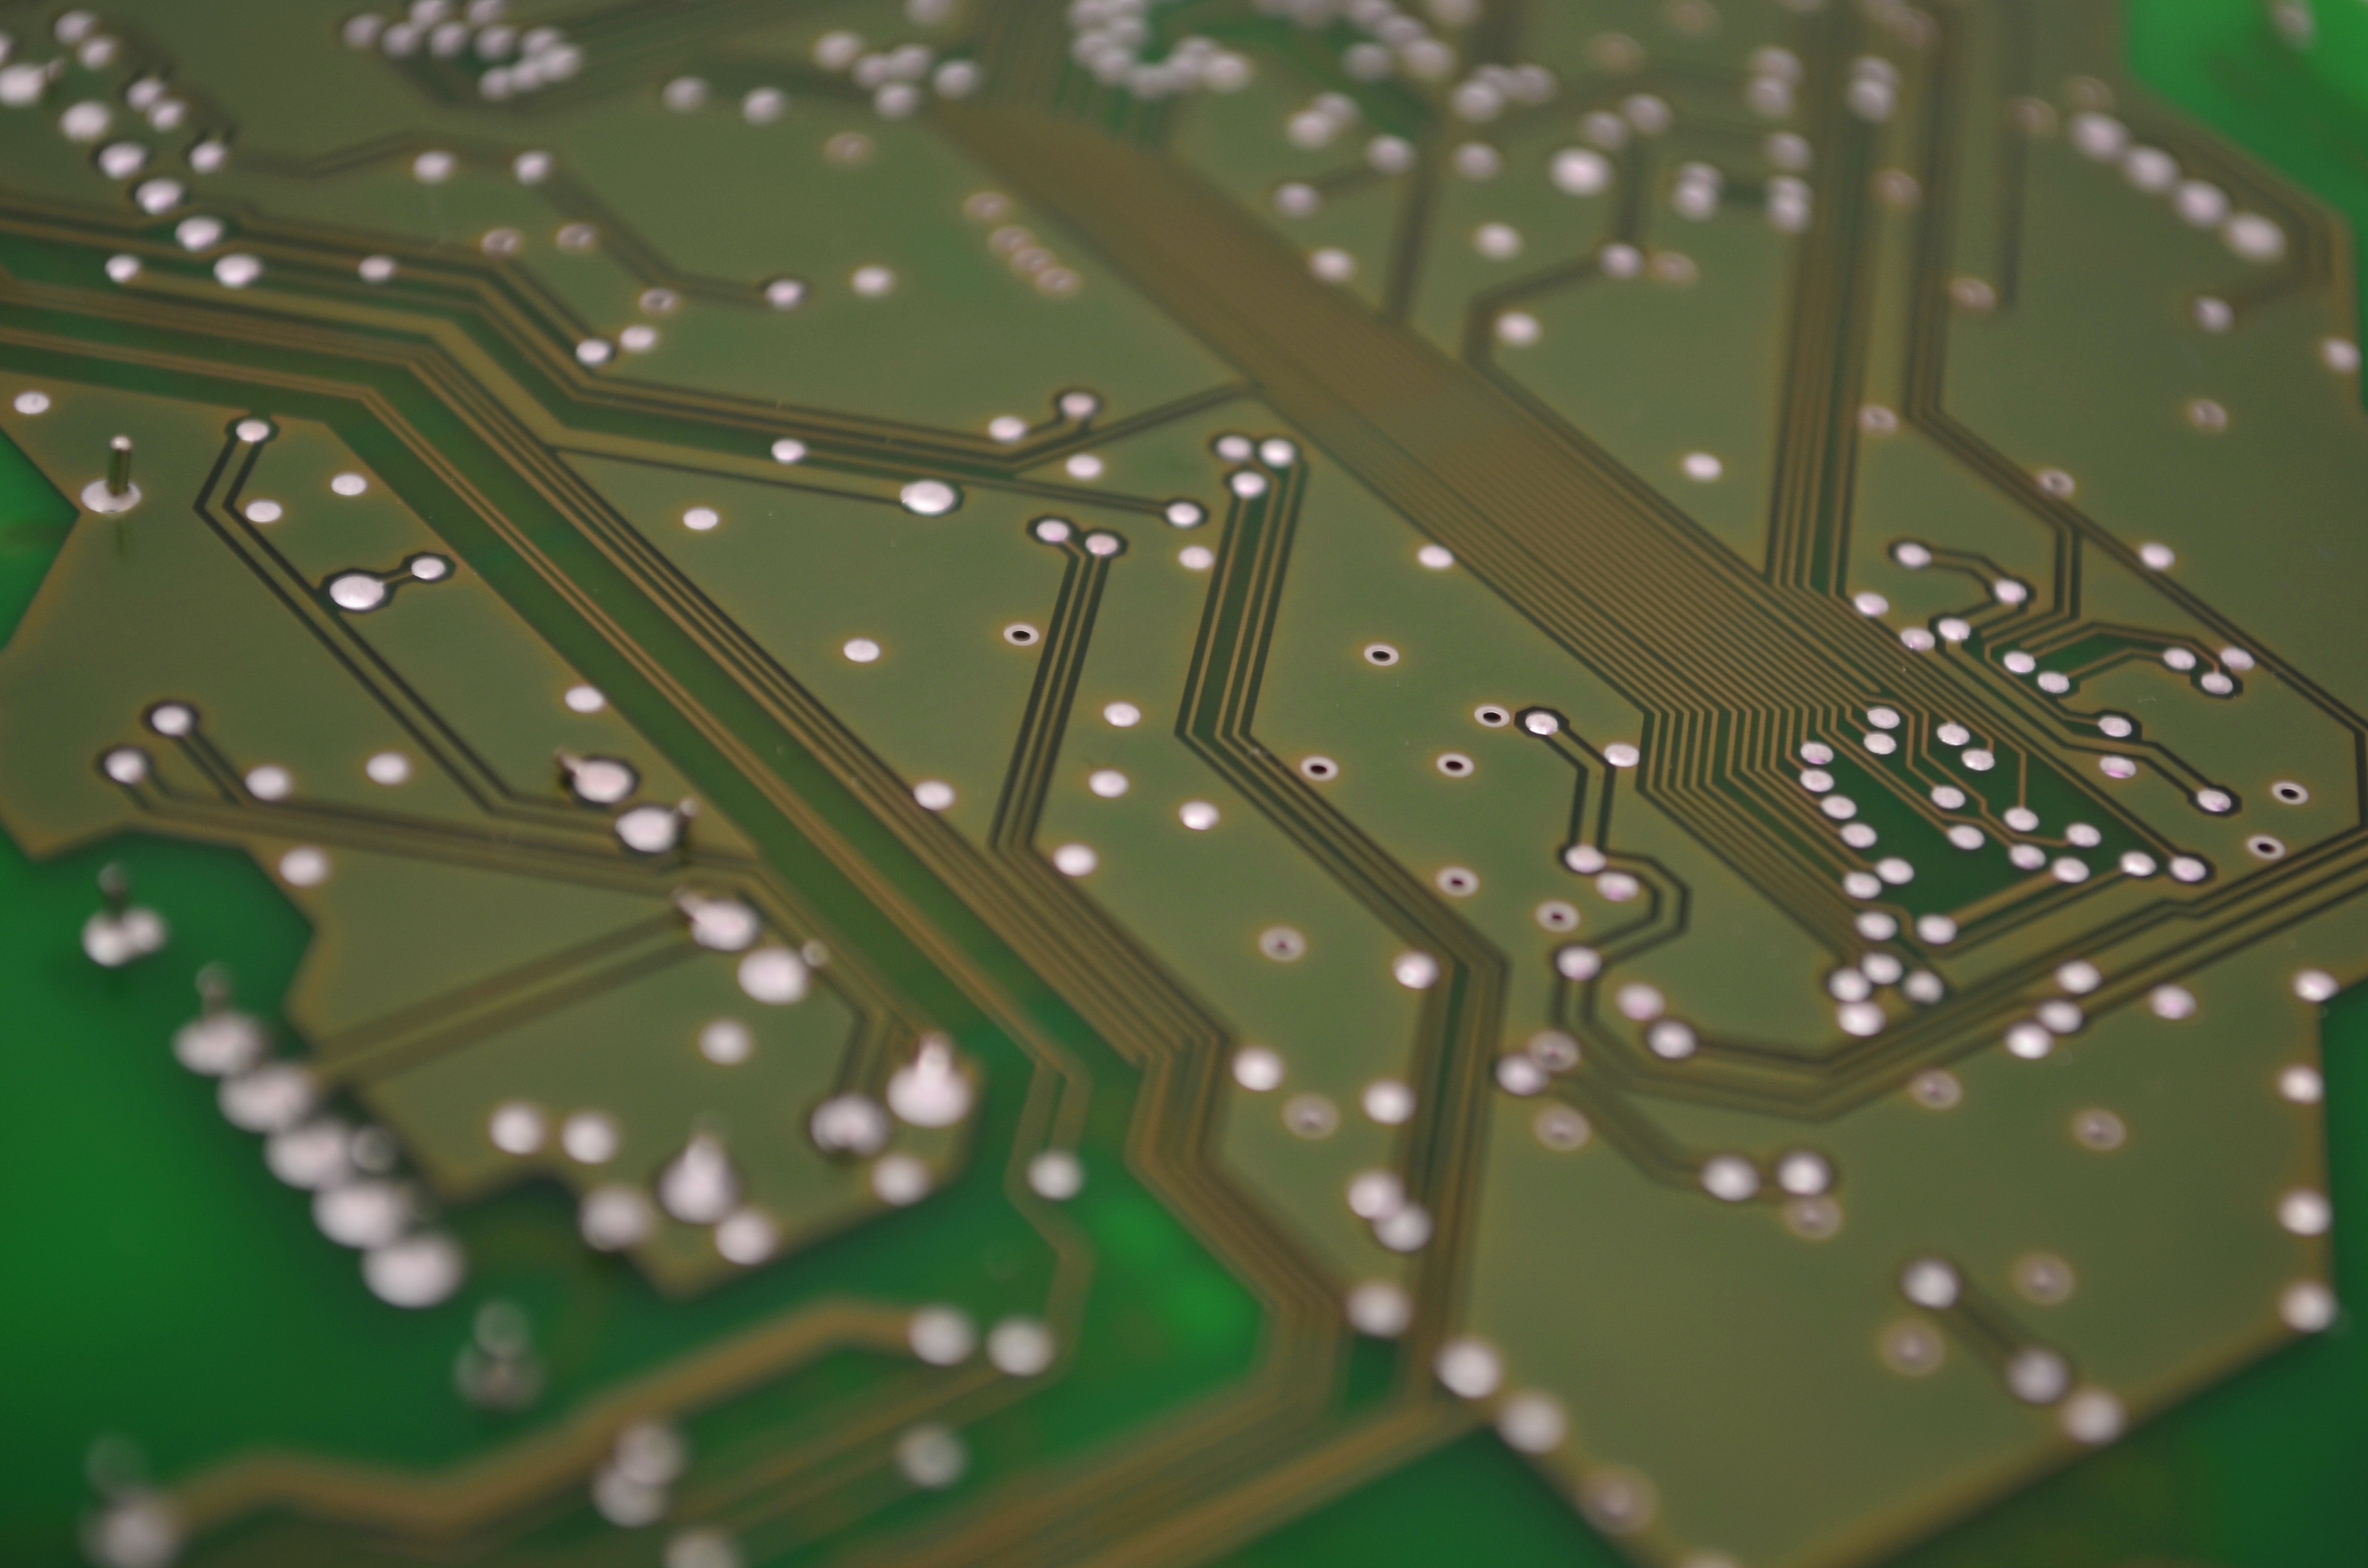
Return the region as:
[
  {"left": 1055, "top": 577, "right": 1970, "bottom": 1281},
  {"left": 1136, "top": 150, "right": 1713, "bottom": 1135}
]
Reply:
[{"left": 3, "top": 1, "right": 2366, "bottom": 1566}]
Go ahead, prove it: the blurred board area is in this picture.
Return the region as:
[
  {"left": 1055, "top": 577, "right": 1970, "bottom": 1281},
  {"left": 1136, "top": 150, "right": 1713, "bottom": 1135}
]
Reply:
[{"left": 2, "top": 2, "right": 2365, "bottom": 1567}]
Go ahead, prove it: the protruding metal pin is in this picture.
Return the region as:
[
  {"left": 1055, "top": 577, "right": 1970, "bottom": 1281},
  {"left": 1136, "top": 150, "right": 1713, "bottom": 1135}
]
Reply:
[
  {"left": 82, "top": 434, "right": 143, "bottom": 514},
  {"left": 81, "top": 861, "right": 168, "bottom": 967},
  {"left": 196, "top": 961, "right": 232, "bottom": 1014}
]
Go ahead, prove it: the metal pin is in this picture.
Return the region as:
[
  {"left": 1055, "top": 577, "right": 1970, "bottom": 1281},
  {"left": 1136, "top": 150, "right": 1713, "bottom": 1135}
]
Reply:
[
  {"left": 81, "top": 861, "right": 168, "bottom": 966},
  {"left": 81, "top": 435, "right": 143, "bottom": 514},
  {"left": 196, "top": 961, "right": 232, "bottom": 1014}
]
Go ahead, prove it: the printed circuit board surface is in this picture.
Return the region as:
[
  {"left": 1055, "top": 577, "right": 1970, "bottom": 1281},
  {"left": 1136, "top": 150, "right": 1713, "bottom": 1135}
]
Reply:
[{"left": 3, "top": 3, "right": 2366, "bottom": 1567}]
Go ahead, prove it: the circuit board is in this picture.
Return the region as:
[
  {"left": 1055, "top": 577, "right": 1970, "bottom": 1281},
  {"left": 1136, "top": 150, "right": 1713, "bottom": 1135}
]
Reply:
[{"left": 3, "top": 1, "right": 2365, "bottom": 1566}]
